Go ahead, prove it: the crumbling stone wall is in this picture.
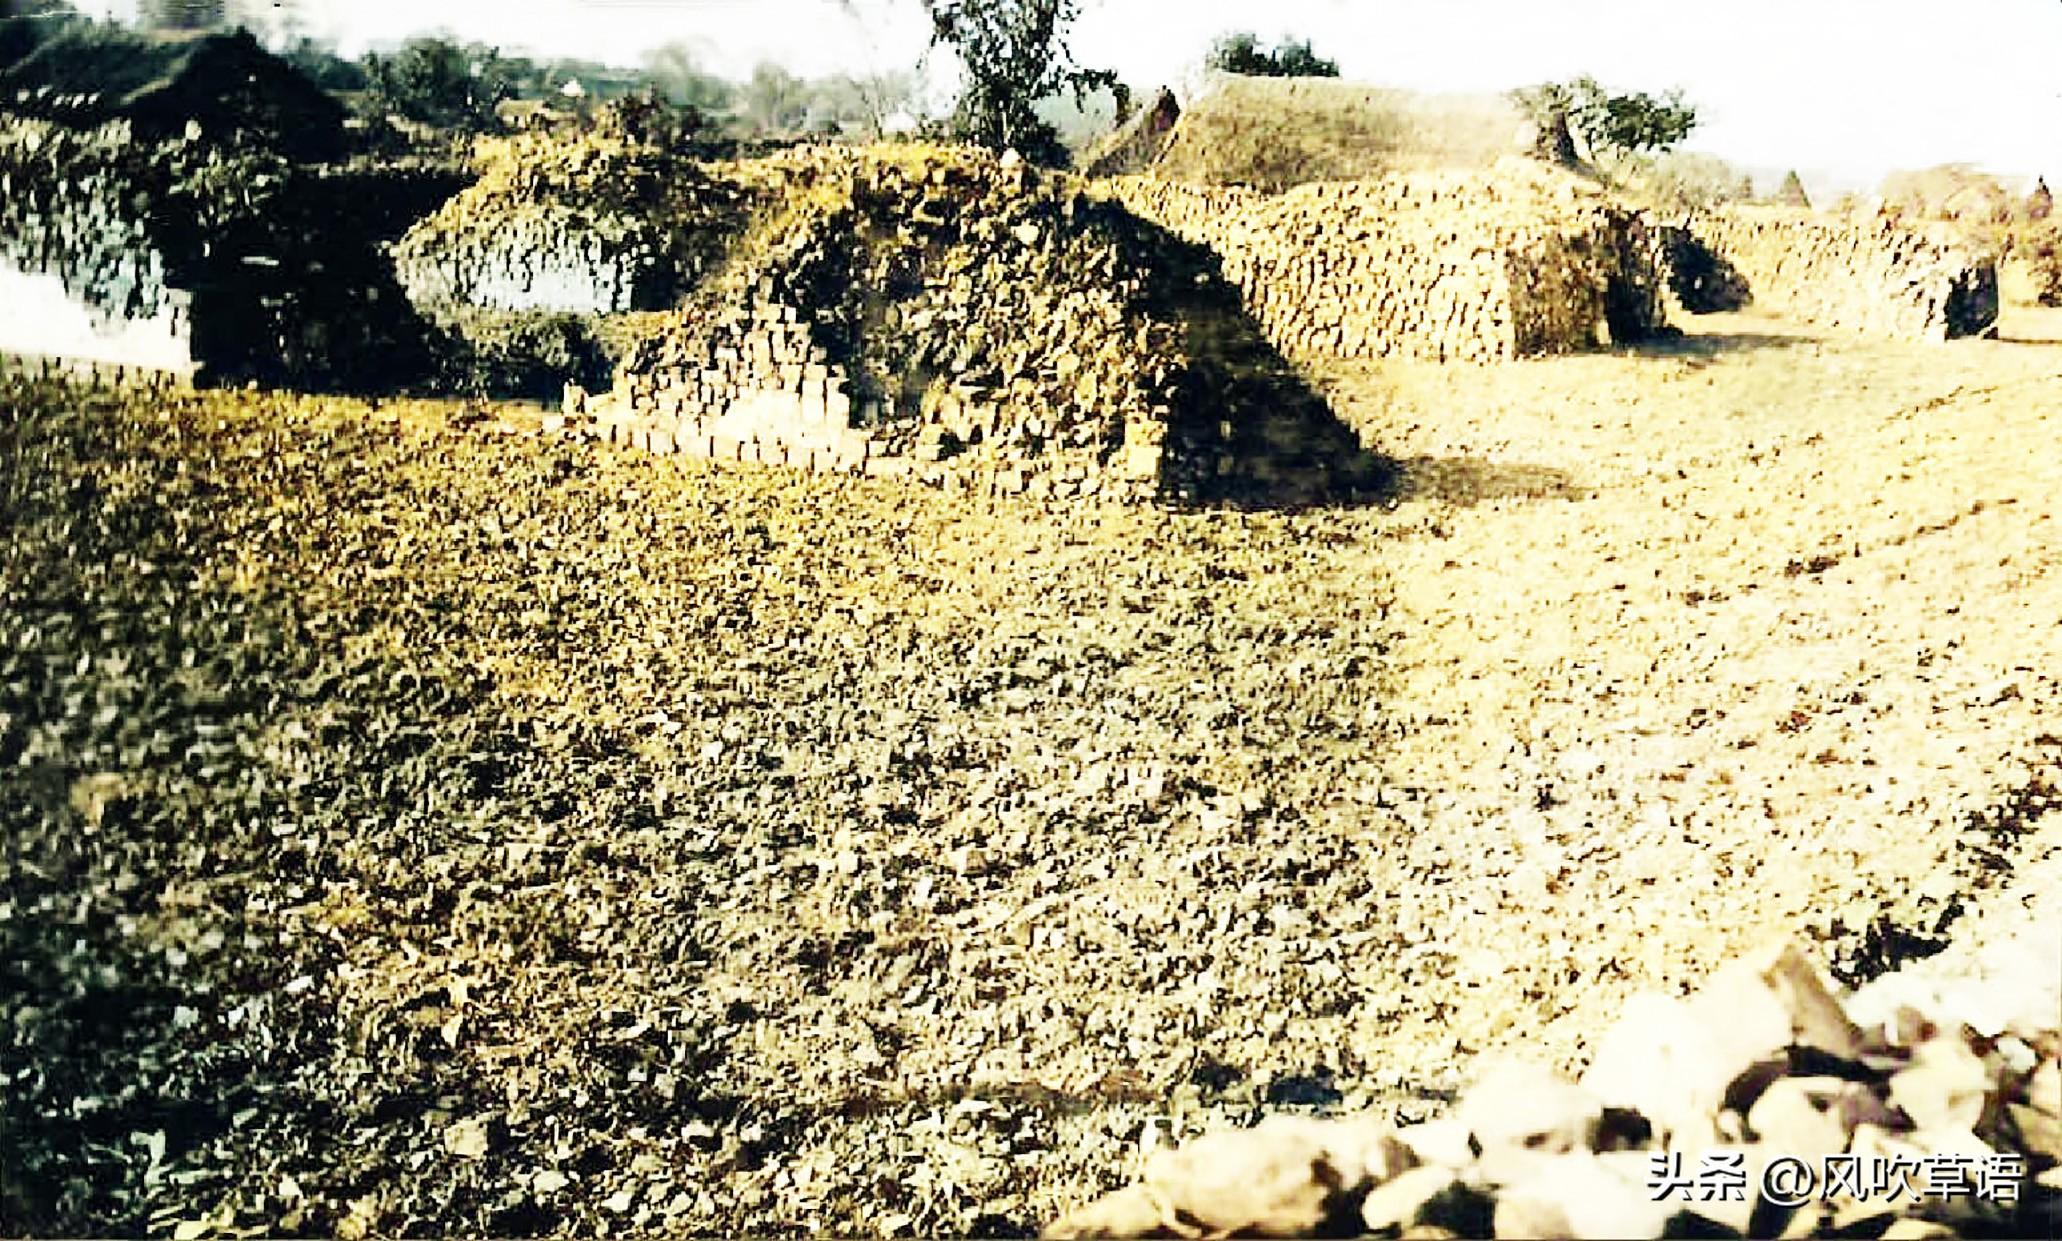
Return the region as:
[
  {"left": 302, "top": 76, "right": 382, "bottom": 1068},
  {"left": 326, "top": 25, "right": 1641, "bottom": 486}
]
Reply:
[
  {"left": 0, "top": 124, "right": 189, "bottom": 354},
  {"left": 575, "top": 145, "right": 1383, "bottom": 506},
  {"left": 1668, "top": 207, "right": 1998, "bottom": 340},
  {"left": 1102, "top": 164, "right": 1669, "bottom": 363}
]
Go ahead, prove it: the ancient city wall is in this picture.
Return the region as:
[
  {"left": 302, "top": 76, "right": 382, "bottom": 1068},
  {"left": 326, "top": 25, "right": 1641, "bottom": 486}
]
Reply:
[
  {"left": 588, "top": 150, "right": 1179, "bottom": 501},
  {"left": 1670, "top": 207, "right": 1998, "bottom": 340},
  {"left": 1102, "top": 167, "right": 1669, "bottom": 363},
  {"left": 0, "top": 122, "right": 195, "bottom": 371}
]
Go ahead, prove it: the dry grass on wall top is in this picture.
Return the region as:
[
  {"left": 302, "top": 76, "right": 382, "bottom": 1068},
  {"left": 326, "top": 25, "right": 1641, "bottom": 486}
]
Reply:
[
  {"left": 1149, "top": 77, "right": 1535, "bottom": 192},
  {"left": 390, "top": 132, "right": 759, "bottom": 316}
]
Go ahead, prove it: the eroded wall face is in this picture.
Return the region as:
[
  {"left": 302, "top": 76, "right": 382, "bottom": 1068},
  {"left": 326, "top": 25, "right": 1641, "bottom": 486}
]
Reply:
[
  {"left": 0, "top": 118, "right": 452, "bottom": 392},
  {"left": 1102, "top": 171, "right": 1668, "bottom": 363},
  {"left": 0, "top": 254, "right": 193, "bottom": 373},
  {"left": 0, "top": 137, "right": 197, "bottom": 374},
  {"left": 573, "top": 148, "right": 1383, "bottom": 507},
  {"left": 392, "top": 207, "right": 661, "bottom": 317},
  {"left": 1673, "top": 208, "right": 1999, "bottom": 341}
]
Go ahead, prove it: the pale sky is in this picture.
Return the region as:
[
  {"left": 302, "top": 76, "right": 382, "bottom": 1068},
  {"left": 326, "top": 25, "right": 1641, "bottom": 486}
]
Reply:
[{"left": 81, "top": 0, "right": 2062, "bottom": 191}]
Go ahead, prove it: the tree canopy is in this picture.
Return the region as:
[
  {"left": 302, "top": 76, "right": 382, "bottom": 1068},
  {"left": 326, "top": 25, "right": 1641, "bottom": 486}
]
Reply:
[
  {"left": 1509, "top": 75, "right": 1697, "bottom": 161},
  {"left": 360, "top": 36, "right": 517, "bottom": 132},
  {"left": 921, "top": 0, "right": 1119, "bottom": 165},
  {"left": 1204, "top": 31, "right": 1339, "bottom": 78},
  {"left": 641, "top": 41, "right": 736, "bottom": 118}
]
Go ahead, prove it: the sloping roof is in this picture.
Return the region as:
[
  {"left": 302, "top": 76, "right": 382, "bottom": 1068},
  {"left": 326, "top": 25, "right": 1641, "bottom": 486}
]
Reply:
[
  {"left": 1082, "top": 86, "right": 1179, "bottom": 179},
  {"left": 0, "top": 24, "right": 343, "bottom": 160}
]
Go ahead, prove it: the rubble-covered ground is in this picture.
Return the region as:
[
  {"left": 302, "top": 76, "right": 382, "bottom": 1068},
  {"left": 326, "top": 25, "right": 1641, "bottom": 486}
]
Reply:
[{"left": 4, "top": 309, "right": 2060, "bottom": 1237}]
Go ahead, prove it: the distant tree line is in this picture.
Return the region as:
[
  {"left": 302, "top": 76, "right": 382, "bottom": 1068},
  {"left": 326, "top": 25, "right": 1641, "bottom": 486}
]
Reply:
[
  {"left": 346, "top": 35, "right": 923, "bottom": 142},
  {"left": 1204, "top": 31, "right": 1339, "bottom": 78}
]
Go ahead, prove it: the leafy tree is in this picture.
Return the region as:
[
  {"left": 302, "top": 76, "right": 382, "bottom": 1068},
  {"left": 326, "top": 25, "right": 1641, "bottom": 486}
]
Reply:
[
  {"left": 921, "top": 0, "right": 1118, "bottom": 165},
  {"left": 361, "top": 35, "right": 516, "bottom": 132},
  {"left": 281, "top": 36, "right": 366, "bottom": 92},
  {"left": 1205, "top": 30, "right": 1338, "bottom": 78},
  {"left": 1510, "top": 75, "right": 1697, "bottom": 162}
]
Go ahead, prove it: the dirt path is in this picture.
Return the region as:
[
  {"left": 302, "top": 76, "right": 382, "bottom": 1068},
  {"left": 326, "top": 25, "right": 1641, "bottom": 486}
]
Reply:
[
  {"left": 1308, "top": 311, "right": 2062, "bottom": 1083},
  {"left": 4, "top": 311, "right": 2058, "bottom": 1237}
]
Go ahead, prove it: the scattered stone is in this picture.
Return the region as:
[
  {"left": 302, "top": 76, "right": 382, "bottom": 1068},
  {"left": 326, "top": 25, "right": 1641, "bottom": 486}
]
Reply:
[{"left": 1048, "top": 939, "right": 2056, "bottom": 1238}]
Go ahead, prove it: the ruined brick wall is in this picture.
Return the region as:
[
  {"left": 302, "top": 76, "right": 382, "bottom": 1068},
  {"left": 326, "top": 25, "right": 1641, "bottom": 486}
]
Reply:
[
  {"left": 576, "top": 145, "right": 1382, "bottom": 506},
  {"left": 0, "top": 115, "right": 450, "bottom": 391},
  {"left": 591, "top": 149, "right": 1173, "bottom": 500},
  {"left": 1101, "top": 165, "right": 1669, "bottom": 363},
  {"left": 0, "top": 121, "right": 194, "bottom": 369},
  {"left": 1669, "top": 207, "right": 1998, "bottom": 340}
]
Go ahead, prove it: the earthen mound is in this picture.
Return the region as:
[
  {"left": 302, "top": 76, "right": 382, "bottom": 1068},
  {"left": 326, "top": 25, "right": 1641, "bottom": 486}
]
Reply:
[{"left": 391, "top": 132, "right": 754, "bottom": 317}]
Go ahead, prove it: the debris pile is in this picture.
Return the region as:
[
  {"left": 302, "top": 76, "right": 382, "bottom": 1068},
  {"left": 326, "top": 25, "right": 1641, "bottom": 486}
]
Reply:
[
  {"left": 1664, "top": 208, "right": 1999, "bottom": 340},
  {"left": 1047, "top": 938, "right": 2059, "bottom": 1239},
  {"left": 1102, "top": 163, "right": 1670, "bottom": 363},
  {"left": 577, "top": 144, "right": 1385, "bottom": 505}
]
